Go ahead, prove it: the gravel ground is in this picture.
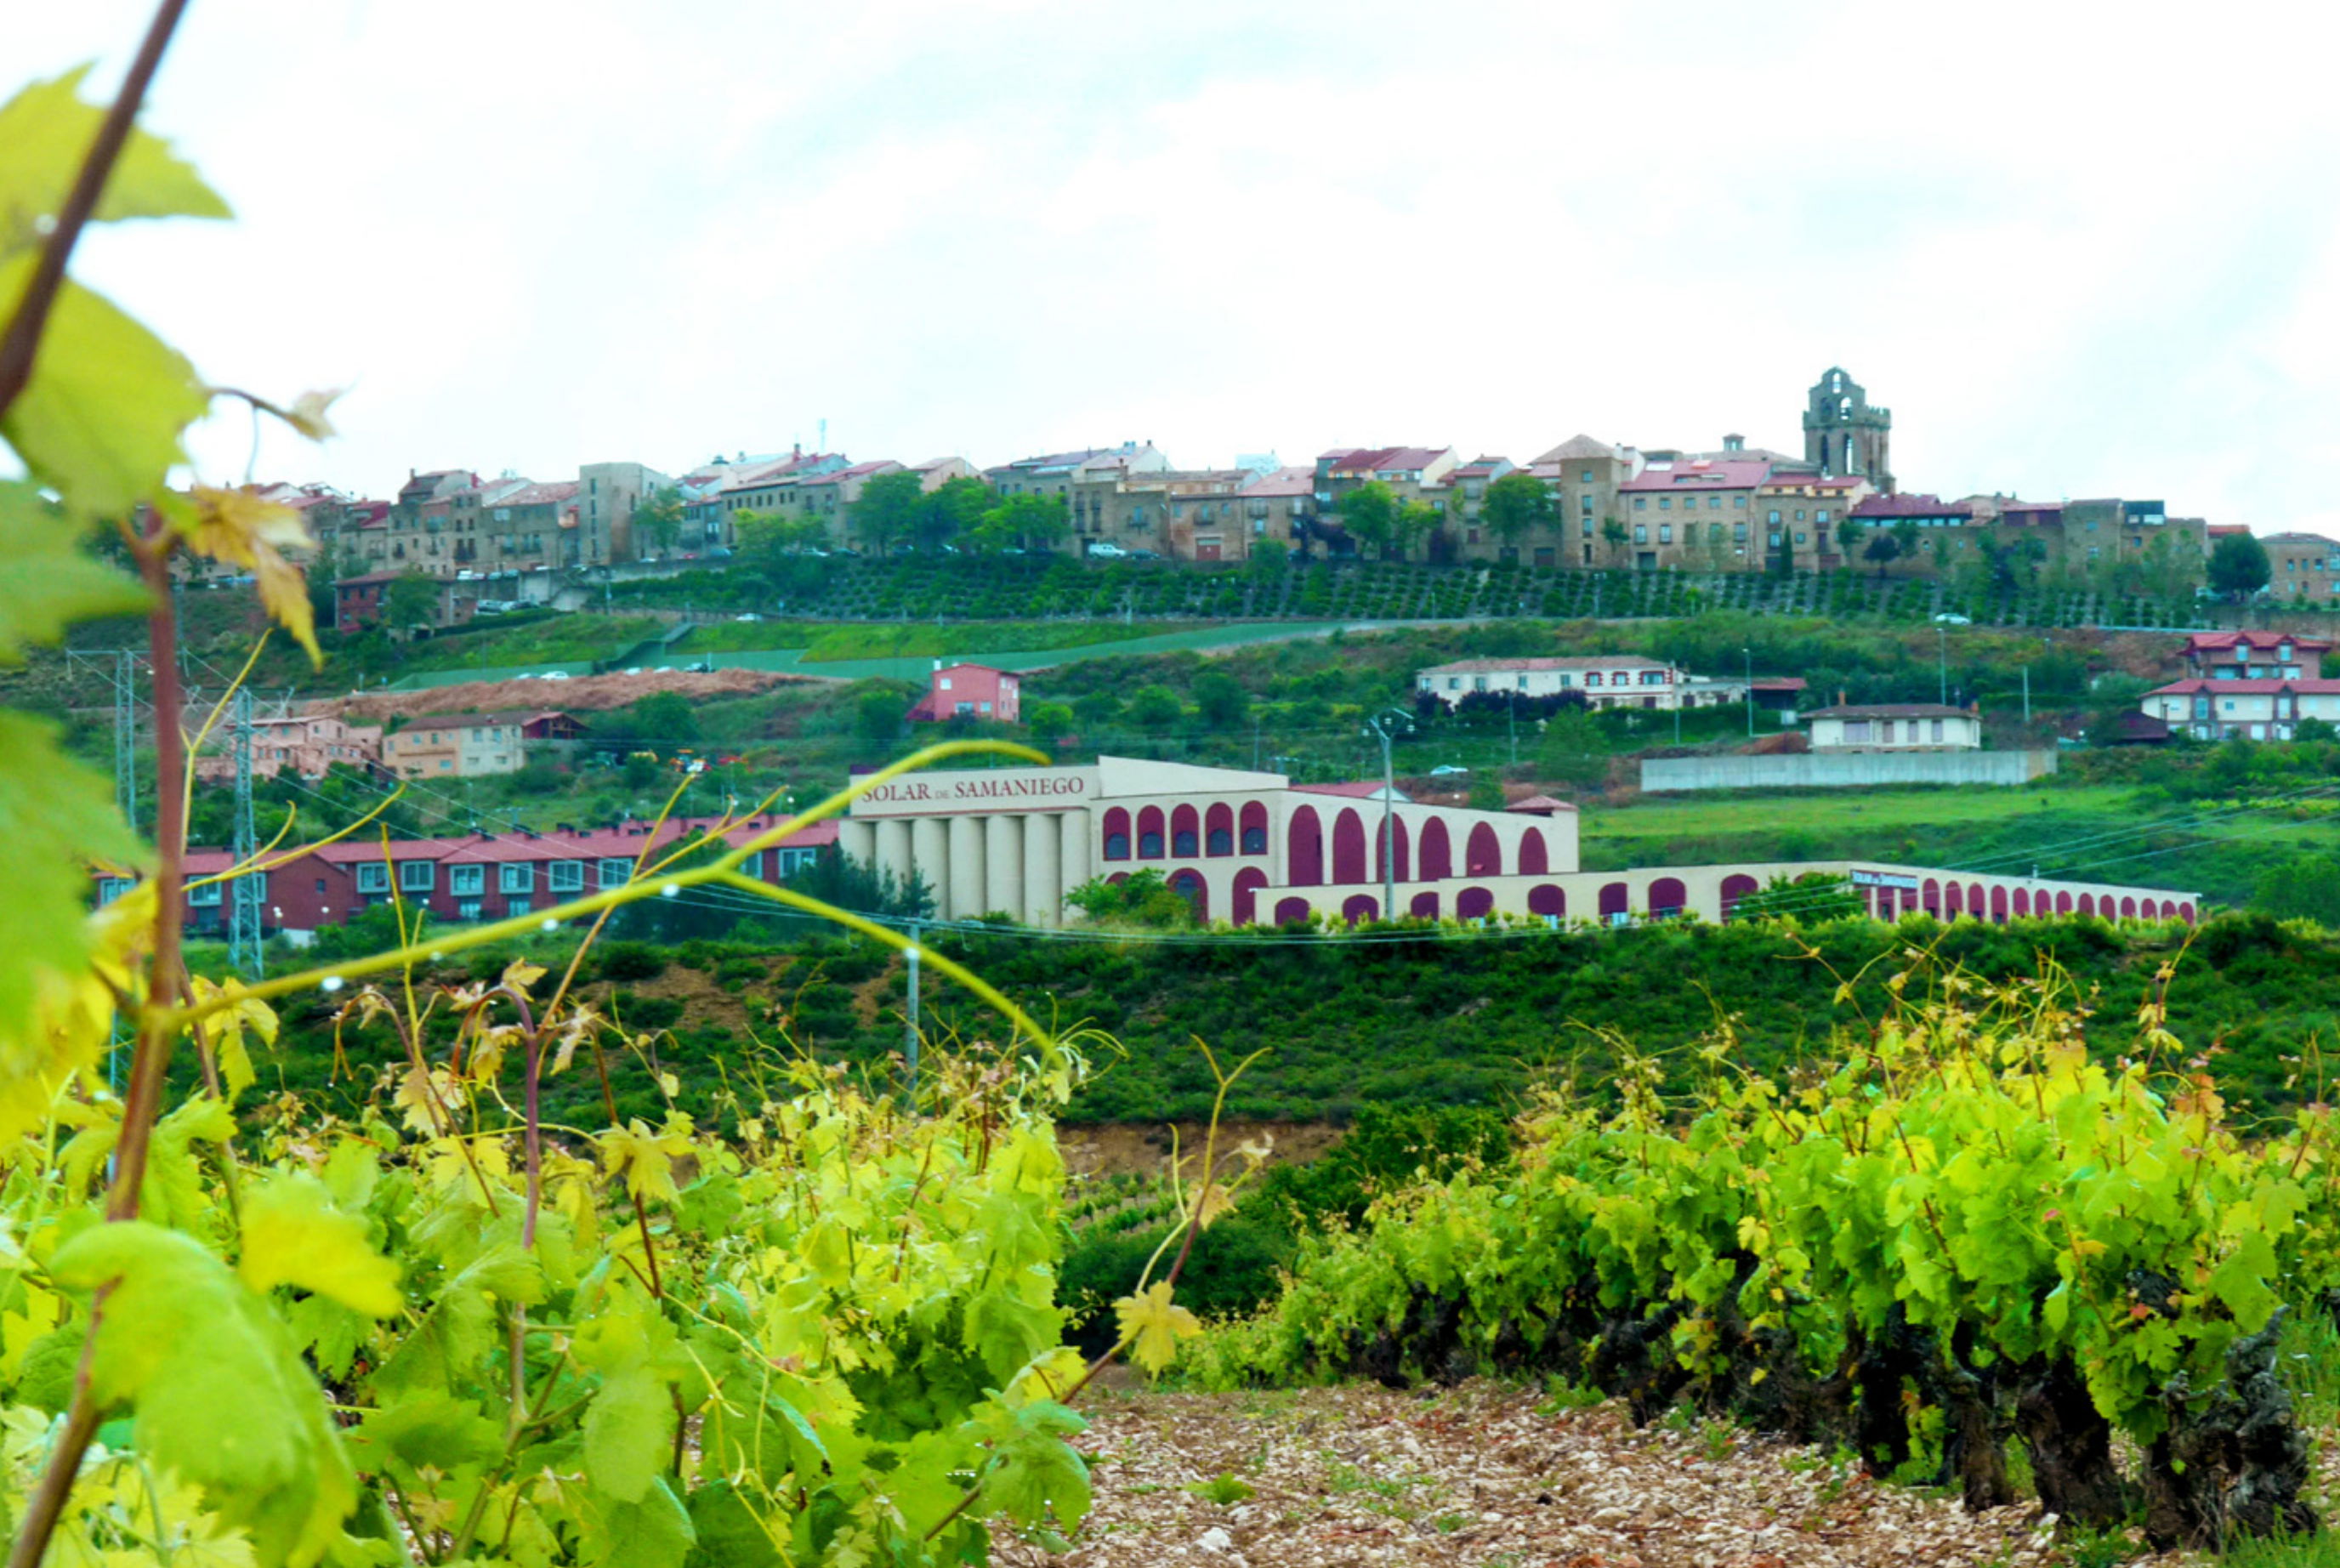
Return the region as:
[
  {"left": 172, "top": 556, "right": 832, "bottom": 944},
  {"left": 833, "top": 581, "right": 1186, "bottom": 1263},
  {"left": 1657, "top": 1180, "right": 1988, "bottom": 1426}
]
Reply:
[{"left": 995, "top": 1381, "right": 2137, "bottom": 1568}]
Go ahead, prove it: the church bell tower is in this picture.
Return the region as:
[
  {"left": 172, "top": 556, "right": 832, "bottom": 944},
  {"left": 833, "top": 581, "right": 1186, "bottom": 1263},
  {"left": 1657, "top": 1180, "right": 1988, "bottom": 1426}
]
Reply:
[{"left": 1803, "top": 367, "right": 1894, "bottom": 493}]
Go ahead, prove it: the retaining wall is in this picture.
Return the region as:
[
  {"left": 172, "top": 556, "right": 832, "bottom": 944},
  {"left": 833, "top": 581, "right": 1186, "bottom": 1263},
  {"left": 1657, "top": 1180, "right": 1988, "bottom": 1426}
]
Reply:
[{"left": 1640, "top": 750, "right": 2056, "bottom": 792}]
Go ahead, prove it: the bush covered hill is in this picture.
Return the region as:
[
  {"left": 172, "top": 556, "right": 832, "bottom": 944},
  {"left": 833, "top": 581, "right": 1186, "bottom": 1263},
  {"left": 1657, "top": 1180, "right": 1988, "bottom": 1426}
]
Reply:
[{"left": 214, "top": 908, "right": 2338, "bottom": 1134}]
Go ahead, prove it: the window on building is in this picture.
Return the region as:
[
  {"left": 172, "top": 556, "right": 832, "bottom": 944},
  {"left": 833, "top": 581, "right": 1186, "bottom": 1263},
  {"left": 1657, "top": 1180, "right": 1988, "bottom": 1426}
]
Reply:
[
  {"left": 1795, "top": 532, "right": 1807, "bottom": 545},
  {"left": 450, "top": 865, "right": 484, "bottom": 896},
  {"left": 1658, "top": 497, "right": 1671, "bottom": 510},
  {"left": 1584, "top": 672, "right": 1602, "bottom": 688},
  {"left": 1816, "top": 509, "right": 1830, "bottom": 524},
  {"left": 1633, "top": 497, "right": 1645, "bottom": 510},
  {"left": 1658, "top": 524, "right": 1673, "bottom": 544},
  {"left": 499, "top": 863, "right": 533, "bottom": 894},
  {"left": 1138, "top": 829, "right": 1164, "bottom": 859},
  {"left": 457, "top": 899, "right": 482, "bottom": 919},
  {"left": 1105, "top": 831, "right": 1130, "bottom": 860},
  {"left": 1845, "top": 720, "right": 1871, "bottom": 741},
  {"left": 1633, "top": 525, "right": 1648, "bottom": 544},
  {"left": 356, "top": 863, "right": 389, "bottom": 894},
  {"left": 1769, "top": 532, "right": 1782, "bottom": 548},
  {"left": 599, "top": 858, "right": 632, "bottom": 889},
  {"left": 1207, "top": 827, "right": 1233, "bottom": 855},
  {"left": 1173, "top": 828, "right": 1198, "bottom": 857},
  {"left": 549, "top": 861, "right": 585, "bottom": 893},
  {"left": 1767, "top": 509, "right": 1782, "bottom": 525},
  {"left": 505, "top": 896, "right": 532, "bottom": 918},
  {"left": 399, "top": 861, "right": 434, "bottom": 891},
  {"left": 188, "top": 880, "right": 223, "bottom": 907},
  {"left": 1932, "top": 719, "right": 1945, "bottom": 742},
  {"left": 1473, "top": 676, "right": 1489, "bottom": 691}
]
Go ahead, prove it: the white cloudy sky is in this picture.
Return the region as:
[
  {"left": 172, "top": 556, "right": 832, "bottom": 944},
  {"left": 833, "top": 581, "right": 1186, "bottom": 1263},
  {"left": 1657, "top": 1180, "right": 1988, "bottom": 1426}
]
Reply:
[{"left": 11, "top": 0, "right": 2338, "bottom": 532}]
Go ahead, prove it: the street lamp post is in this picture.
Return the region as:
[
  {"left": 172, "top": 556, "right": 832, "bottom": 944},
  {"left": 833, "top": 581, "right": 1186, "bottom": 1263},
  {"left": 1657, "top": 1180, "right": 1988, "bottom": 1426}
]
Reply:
[
  {"left": 1936, "top": 626, "right": 1949, "bottom": 706},
  {"left": 1364, "top": 708, "right": 1411, "bottom": 922},
  {"left": 1743, "top": 647, "right": 1754, "bottom": 738}
]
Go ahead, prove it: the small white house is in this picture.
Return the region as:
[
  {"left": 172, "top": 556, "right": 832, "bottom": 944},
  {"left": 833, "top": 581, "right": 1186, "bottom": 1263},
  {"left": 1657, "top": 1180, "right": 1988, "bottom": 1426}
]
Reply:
[
  {"left": 1806, "top": 703, "right": 1981, "bottom": 752},
  {"left": 1415, "top": 656, "right": 1682, "bottom": 710}
]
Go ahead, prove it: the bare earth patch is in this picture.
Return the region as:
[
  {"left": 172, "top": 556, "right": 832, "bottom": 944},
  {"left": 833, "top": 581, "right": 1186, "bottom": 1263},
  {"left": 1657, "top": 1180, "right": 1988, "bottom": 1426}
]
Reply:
[{"left": 997, "top": 1381, "right": 2084, "bottom": 1568}]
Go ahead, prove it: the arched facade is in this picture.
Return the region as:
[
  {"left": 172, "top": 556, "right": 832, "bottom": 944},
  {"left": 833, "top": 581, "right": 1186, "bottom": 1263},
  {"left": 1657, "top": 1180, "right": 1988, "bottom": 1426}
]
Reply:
[
  {"left": 1232, "top": 867, "right": 1267, "bottom": 925},
  {"left": 1102, "top": 807, "right": 1131, "bottom": 861},
  {"left": 1287, "top": 807, "right": 1322, "bottom": 886},
  {"left": 1341, "top": 893, "right": 1379, "bottom": 926},
  {"left": 1205, "top": 803, "right": 1234, "bottom": 856},
  {"left": 1991, "top": 886, "right": 2008, "bottom": 922},
  {"left": 1418, "top": 818, "right": 1452, "bottom": 881},
  {"left": 1528, "top": 883, "right": 1565, "bottom": 918},
  {"left": 1410, "top": 890, "right": 1440, "bottom": 918},
  {"left": 1457, "top": 887, "right": 1495, "bottom": 920},
  {"left": 1720, "top": 873, "right": 1758, "bottom": 919},
  {"left": 1169, "top": 867, "right": 1207, "bottom": 920},
  {"left": 1170, "top": 804, "right": 1200, "bottom": 859},
  {"left": 1466, "top": 822, "right": 1502, "bottom": 878},
  {"left": 1239, "top": 801, "right": 1269, "bottom": 855},
  {"left": 2013, "top": 888, "right": 2030, "bottom": 917},
  {"left": 1136, "top": 805, "right": 1165, "bottom": 860},
  {"left": 1273, "top": 895, "right": 1312, "bottom": 925},
  {"left": 1332, "top": 809, "right": 1369, "bottom": 885},
  {"left": 1519, "top": 828, "right": 1549, "bottom": 876},
  {"left": 1649, "top": 877, "right": 1687, "bottom": 918},
  {"left": 1599, "top": 881, "right": 1630, "bottom": 921},
  {"left": 1376, "top": 816, "right": 1411, "bottom": 883}
]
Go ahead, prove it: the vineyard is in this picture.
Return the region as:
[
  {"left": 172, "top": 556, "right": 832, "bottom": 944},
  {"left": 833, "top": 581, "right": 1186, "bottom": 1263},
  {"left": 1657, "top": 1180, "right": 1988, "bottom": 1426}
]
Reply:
[
  {"left": 6, "top": 20, "right": 2340, "bottom": 1568},
  {"left": 1199, "top": 961, "right": 2338, "bottom": 1548}
]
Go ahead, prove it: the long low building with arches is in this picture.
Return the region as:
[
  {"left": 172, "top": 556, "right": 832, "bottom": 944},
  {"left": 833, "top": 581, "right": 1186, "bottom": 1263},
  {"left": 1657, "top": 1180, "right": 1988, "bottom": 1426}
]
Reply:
[{"left": 838, "top": 757, "right": 2198, "bottom": 929}]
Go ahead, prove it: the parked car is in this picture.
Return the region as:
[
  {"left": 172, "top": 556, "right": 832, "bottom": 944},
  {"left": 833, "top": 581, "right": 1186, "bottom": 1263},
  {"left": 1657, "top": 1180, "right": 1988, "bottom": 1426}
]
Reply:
[
  {"left": 1932, "top": 612, "right": 1972, "bottom": 625},
  {"left": 540, "top": 671, "right": 571, "bottom": 681},
  {"left": 734, "top": 612, "right": 762, "bottom": 622},
  {"left": 830, "top": 547, "right": 860, "bottom": 557},
  {"left": 1429, "top": 764, "right": 1470, "bottom": 777},
  {"left": 1127, "top": 548, "right": 1162, "bottom": 560},
  {"left": 1086, "top": 542, "right": 1128, "bottom": 559},
  {"left": 705, "top": 547, "right": 734, "bottom": 560}
]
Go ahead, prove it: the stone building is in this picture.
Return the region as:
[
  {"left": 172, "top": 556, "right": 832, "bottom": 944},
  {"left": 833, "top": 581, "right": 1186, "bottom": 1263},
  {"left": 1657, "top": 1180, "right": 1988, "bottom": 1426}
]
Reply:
[{"left": 1803, "top": 366, "right": 1893, "bottom": 491}]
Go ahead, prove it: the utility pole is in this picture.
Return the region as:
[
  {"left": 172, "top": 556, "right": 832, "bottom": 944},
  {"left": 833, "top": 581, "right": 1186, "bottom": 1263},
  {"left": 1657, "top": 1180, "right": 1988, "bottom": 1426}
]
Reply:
[
  {"left": 1743, "top": 646, "right": 1755, "bottom": 738},
  {"left": 1935, "top": 626, "right": 1949, "bottom": 706},
  {"left": 2022, "top": 662, "right": 2030, "bottom": 723},
  {"left": 229, "top": 687, "right": 264, "bottom": 980},
  {"left": 1252, "top": 716, "right": 1263, "bottom": 772},
  {"left": 1507, "top": 696, "right": 1518, "bottom": 768},
  {"left": 1363, "top": 709, "right": 1410, "bottom": 922},
  {"left": 902, "top": 922, "right": 922, "bottom": 1102}
]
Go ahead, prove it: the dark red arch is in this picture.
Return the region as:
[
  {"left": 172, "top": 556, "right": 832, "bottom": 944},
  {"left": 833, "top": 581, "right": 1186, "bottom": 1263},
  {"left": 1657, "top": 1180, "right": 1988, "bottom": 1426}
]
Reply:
[
  {"left": 1169, "top": 867, "right": 1207, "bottom": 920},
  {"left": 1136, "top": 805, "right": 1166, "bottom": 860},
  {"left": 1457, "top": 887, "right": 1495, "bottom": 920},
  {"left": 1649, "top": 876, "right": 1688, "bottom": 918},
  {"left": 1599, "top": 881, "right": 1629, "bottom": 922},
  {"left": 1274, "top": 895, "right": 1313, "bottom": 925},
  {"left": 1232, "top": 867, "right": 1268, "bottom": 925},
  {"left": 1170, "top": 804, "right": 1200, "bottom": 859},
  {"left": 1376, "top": 815, "right": 1411, "bottom": 883},
  {"left": 1409, "top": 890, "right": 1440, "bottom": 918},
  {"left": 1102, "top": 806, "right": 1132, "bottom": 861},
  {"left": 1287, "top": 806, "right": 1322, "bottom": 886},
  {"left": 1519, "top": 827, "right": 1548, "bottom": 876},
  {"left": 1529, "top": 883, "right": 1566, "bottom": 918},
  {"left": 1720, "top": 872, "right": 1758, "bottom": 919},
  {"left": 1332, "top": 809, "right": 1369, "bottom": 884},
  {"left": 1466, "top": 822, "right": 1502, "bottom": 878},
  {"left": 1205, "top": 802, "right": 1235, "bottom": 856},
  {"left": 1341, "top": 893, "right": 1379, "bottom": 926},
  {"left": 1239, "top": 800, "right": 1269, "bottom": 855},
  {"left": 1418, "top": 817, "right": 1453, "bottom": 880}
]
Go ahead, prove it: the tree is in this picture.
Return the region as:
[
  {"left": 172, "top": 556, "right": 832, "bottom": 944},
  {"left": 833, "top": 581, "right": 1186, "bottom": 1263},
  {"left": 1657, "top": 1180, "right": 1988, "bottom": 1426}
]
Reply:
[
  {"left": 622, "top": 751, "right": 662, "bottom": 789},
  {"left": 1890, "top": 518, "right": 1923, "bottom": 571},
  {"left": 627, "top": 690, "right": 699, "bottom": 746},
  {"left": 1863, "top": 529, "right": 1904, "bottom": 579},
  {"left": 1065, "top": 867, "right": 1196, "bottom": 929},
  {"left": 970, "top": 493, "right": 1068, "bottom": 554},
  {"left": 1832, "top": 517, "right": 1865, "bottom": 563},
  {"left": 850, "top": 469, "right": 926, "bottom": 553},
  {"left": 633, "top": 485, "right": 685, "bottom": 555},
  {"left": 855, "top": 686, "right": 909, "bottom": 740},
  {"left": 1193, "top": 670, "right": 1249, "bottom": 730},
  {"left": 1731, "top": 872, "right": 1866, "bottom": 923},
  {"left": 1028, "top": 702, "right": 1075, "bottom": 744},
  {"left": 1468, "top": 772, "right": 1504, "bottom": 811},
  {"left": 1394, "top": 498, "right": 1441, "bottom": 561},
  {"left": 1601, "top": 517, "right": 1631, "bottom": 566},
  {"left": 919, "top": 475, "right": 992, "bottom": 549},
  {"left": 1337, "top": 480, "right": 1398, "bottom": 559},
  {"left": 1480, "top": 472, "right": 1553, "bottom": 552},
  {"left": 2208, "top": 531, "right": 2272, "bottom": 601},
  {"left": 383, "top": 570, "right": 439, "bottom": 632},
  {"left": 2252, "top": 855, "right": 2340, "bottom": 928},
  {"left": 1127, "top": 685, "right": 1183, "bottom": 732}
]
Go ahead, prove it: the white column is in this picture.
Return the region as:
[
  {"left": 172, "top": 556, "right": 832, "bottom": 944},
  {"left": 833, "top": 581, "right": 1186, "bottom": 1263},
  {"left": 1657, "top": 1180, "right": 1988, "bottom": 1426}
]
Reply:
[
  {"left": 1059, "top": 808, "right": 1092, "bottom": 900},
  {"left": 948, "top": 815, "right": 986, "bottom": 919},
  {"left": 912, "top": 816, "right": 950, "bottom": 918},
  {"left": 986, "top": 814, "right": 1025, "bottom": 920},
  {"left": 838, "top": 819, "right": 876, "bottom": 872},
  {"left": 1024, "top": 812, "right": 1061, "bottom": 927},
  {"left": 876, "top": 819, "right": 912, "bottom": 895}
]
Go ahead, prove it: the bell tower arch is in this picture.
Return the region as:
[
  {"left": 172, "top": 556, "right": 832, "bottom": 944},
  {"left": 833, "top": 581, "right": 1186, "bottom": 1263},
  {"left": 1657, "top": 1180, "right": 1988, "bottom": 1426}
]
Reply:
[{"left": 1802, "top": 366, "right": 1894, "bottom": 493}]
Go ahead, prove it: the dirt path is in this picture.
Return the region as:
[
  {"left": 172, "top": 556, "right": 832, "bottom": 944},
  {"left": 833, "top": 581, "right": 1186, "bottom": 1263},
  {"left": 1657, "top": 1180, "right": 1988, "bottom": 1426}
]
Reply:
[{"left": 997, "top": 1382, "right": 2123, "bottom": 1568}]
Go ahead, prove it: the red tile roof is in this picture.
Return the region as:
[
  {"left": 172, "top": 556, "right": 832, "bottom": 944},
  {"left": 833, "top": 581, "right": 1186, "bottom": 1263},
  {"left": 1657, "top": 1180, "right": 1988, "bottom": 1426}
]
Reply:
[
  {"left": 1622, "top": 457, "right": 1770, "bottom": 491},
  {"left": 1850, "top": 492, "right": 1972, "bottom": 520},
  {"left": 2148, "top": 678, "right": 2340, "bottom": 695},
  {"left": 2184, "top": 631, "right": 2332, "bottom": 652}
]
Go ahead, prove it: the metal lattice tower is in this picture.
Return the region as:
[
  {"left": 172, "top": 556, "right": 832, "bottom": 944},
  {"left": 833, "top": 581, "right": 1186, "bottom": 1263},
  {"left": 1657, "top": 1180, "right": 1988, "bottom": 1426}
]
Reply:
[
  {"left": 64, "top": 650, "right": 140, "bottom": 833},
  {"left": 228, "top": 685, "right": 264, "bottom": 979}
]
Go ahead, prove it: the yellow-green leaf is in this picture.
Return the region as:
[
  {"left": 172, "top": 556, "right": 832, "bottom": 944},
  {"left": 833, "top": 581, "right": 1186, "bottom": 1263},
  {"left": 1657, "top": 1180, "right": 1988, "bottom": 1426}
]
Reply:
[
  {"left": 0, "top": 261, "right": 208, "bottom": 517},
  {"left": 239, "top": 1173, "right": 403, "bottom": 1317},
  {"left": 0, "top": 480, "right": 145, "bottom": 663},
  {"left": 0, "top": 711, "right": 144, "bottom": 1099},
  {"left": 0, "top": 66, "right": 231, "bottom": 257},
  {"left": 178, "top": 485, "right": 319, "bottom": 664},
  {"left": 1111, "top": 1281, "right": 1201, "bottom": 1375}
]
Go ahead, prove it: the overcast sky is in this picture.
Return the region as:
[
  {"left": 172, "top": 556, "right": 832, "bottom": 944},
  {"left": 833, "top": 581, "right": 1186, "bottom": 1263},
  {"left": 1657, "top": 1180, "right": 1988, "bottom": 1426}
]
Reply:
[{"left": 11, "top": 0, "right": 2337, "bottom": 533}]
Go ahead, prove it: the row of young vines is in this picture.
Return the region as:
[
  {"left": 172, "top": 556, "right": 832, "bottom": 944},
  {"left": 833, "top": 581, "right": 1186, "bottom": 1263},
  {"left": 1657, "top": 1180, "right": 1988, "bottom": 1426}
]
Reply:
[
  {"left": 0, "top": 20, "right": 1234, "bottom": 1567},
  {"left": 1200, "top": 961, "right": 2338, "bottom": 1549}
]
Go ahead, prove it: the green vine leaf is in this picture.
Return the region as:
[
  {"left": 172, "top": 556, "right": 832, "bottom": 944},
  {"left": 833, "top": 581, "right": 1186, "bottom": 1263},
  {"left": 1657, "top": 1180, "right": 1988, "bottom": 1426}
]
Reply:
[
  {"left": 0, "top": 481, "right": 145, "bottom": 662},
  {"left": 0, "top": 65, "right": 230, "bottom": 256},
  {"left": 239, "top": 1173, "right": 403, "bottom": 1316}
]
